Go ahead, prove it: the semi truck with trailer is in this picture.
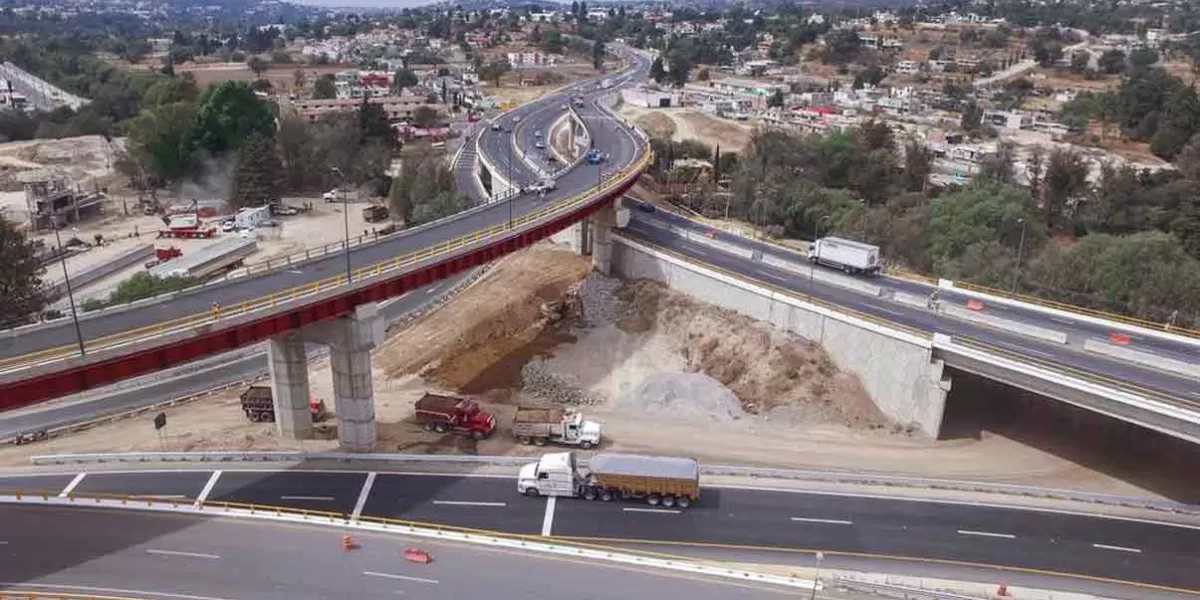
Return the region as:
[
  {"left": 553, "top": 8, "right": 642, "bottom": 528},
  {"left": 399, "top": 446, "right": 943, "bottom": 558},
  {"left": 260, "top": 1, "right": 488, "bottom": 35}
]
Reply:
[
  {"left": 807, "top": 236, "right": 882, "bottom": 276},
  {"left": 414, "top": 393, "right": 497, "bottom": 439},
  {"left": 512, "top": 407, "right": 602, "bottom": 448},
  {"left": 517, "top": 452, "right": 699, "bottom": 508}
]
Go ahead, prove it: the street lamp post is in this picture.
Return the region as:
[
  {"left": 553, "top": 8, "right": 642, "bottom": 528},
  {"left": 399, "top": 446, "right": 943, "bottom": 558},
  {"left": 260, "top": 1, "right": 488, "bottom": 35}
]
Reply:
[
  {"left": 1010, "top": 217, "right": 1027, "bottom": 294},
  {"left": 506, "top": 137, "right": 514, "bottom": 230},
  {"left": 53, "top": 224, "right": 86, "bottom": 357},
  {"left": 809, "top": 551, "right": 824, "bottom": 600},
  {"left": 330, "top": 167, "right": 352, "bottom": 285}
]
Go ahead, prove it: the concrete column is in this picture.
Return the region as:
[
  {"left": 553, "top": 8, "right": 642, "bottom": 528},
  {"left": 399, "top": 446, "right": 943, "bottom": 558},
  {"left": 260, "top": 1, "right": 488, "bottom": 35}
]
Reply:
[
  {"left": 267, "top": 332, "right": 312, "bottom": 439},
  {"left": 591, "top": 202, "right": 617, "bottom": 275},
  {"left": 326, "top": 303, "right": 385, "bottom": 452}
]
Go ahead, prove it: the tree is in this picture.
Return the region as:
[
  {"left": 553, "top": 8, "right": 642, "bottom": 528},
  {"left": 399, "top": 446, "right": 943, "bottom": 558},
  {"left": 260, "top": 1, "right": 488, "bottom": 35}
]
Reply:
[
  {"left": 392, "top": 68, "right": 418, "bottom": 92},
  {"left": 592, "top": 40, "right": 606, "bottom": 70},
  {"left": 901, "top": 138, "right": 933, "bottom": 193},
  {"left": 666, "top": 53, "right": 692, "bottom": 87},
  {"left": 388, "top": 168, "right": 414, "bottom": 225},
  {"left": 104, "top": 272, "right": 197, "bottom": 307},
  {"left": 412, "top": 105, "right": 440, "bottom": 129},
  {"left": 190, "top": 81, "right": 275, "bottom": 156},
  {"left": 247, "top": 56, "right": 268, "bottom": 79},
  {"left": 1129, "top": 48, "right": 1159, "bottom": 69},
  {"left": 649, "top": 56, "right": 666, "bottom": 84},
  {"left": 312, "top": 74, "right": 337, "bottom": 99},
  {"left": 141, "top": 73, "right": 199, "bottom": 108},
  {"left": 1070, "top": 51, "right": 1089, "bottom": 73},
  {"left": 0, "top": 217, "right": 44, "bottom": 326},
  {"left": 1099, "top": 49, "right": 1126, "bottom": 74},
  {"left": 357, "top": 97, "right": 396, "bottom": 149},
  {"left": 1149, "top": 84, "right": 1200, "bottom": 159},
  {"left": 1040, "top": 148, "right": 1089, "bottom": 230},
  {"left": 766, "top": 89, "right": 785, "bottom": 108},
  {"left": 232, "top": 133, "right": 285, "bottom": 208},
  {"left": 123, "top": 101, "right": 198, "bottom": 185},
  {"left": 927, "top": 182, "right": 1041, "bottom": 276}
]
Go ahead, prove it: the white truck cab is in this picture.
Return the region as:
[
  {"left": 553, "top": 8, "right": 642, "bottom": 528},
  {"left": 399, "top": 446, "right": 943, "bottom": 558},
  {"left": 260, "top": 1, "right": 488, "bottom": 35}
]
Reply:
[
  {"left": 517, "top": 452, "right": 580, "bottom": 497},
  {"left": 562, "top": 412, "right": 602, "bottom": 447}
]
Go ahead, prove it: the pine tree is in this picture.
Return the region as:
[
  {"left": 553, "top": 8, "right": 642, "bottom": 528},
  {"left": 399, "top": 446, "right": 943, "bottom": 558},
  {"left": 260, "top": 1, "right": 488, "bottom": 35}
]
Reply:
[
  {"left": 233, "top": 133, "right": 285, "bottom": 208},
  {"left": 0, "top": 217, "right": 44, "bottom": 326}
]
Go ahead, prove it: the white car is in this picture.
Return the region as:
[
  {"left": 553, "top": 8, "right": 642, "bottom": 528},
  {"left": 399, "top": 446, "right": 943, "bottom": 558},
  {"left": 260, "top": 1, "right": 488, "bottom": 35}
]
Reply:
[
  {"left": 529, "top": 179, "right": 557, "bottom": 194},
  {"left": 535, "top": 141, "right": 545, "bottom": 149},
  {"left": 221, "top": 220, "right": 236, "bottom": 233}
]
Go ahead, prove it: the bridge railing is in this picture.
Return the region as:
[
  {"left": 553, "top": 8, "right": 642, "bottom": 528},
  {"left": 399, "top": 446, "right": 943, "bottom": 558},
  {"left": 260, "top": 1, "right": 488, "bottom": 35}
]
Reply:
[{"left": 0, "top": 150, "right": 653, "bottom": 376}]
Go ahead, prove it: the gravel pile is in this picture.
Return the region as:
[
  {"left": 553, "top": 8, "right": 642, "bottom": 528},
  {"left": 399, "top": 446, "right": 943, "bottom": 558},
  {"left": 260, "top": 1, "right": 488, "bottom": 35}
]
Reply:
[
  {"left": 616, "top": 372, "right": 745, "bottom": 422},
  {"left": 520, "top": 360, "right": 604, "bottom": 405},
  {"left": 574, "top": 273, "right": 628, "bottom": 327}
]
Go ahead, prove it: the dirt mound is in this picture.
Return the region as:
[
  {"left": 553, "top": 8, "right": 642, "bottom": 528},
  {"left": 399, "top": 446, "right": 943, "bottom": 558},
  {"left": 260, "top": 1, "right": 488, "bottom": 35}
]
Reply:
[{"left": 617, "top": 372, "right": 745, "bottom": 422}]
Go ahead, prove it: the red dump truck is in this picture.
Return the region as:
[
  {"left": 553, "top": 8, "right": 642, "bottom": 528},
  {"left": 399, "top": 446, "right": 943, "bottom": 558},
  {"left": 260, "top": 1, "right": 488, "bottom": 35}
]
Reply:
[
  {"left": 517, "top": 452, "right": 700, "bottom": 509},
  {"left": 414, "top": 393, "right": 497, "bottom": 439},
  {"left": 239, "top": 386, "right": 327, "bottom": 423}
]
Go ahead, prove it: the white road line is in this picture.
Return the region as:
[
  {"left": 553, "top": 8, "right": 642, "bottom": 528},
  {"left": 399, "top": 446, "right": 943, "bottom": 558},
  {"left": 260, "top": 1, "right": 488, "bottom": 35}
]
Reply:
[
  {"left": 1050, "top": 317, "right": 1076, "bottom": 325},
  {"left": 873, "top": 307, "right": 906, "bottom": 318},
  {"left": 623, "top": 507, "right": 681, "bottom": 514},
  {"left": 146, "top": 549, "right": 221, "bottom": 560},
  {"left": 957, "top": 529, "right": 1016, "bottom": 539},
  {"left": 131, "top": 495, "right": 186, "bottom": 500},
  {"left": 280, "top": 495, "right": 334, "bottom": 501},
  {"left": 0, "top": 582, "right": 237, "bottom": 600},
  {"left": 352, "top": 472, "right": 377, "bottom": 522},
  {"left": 195, "top": 470, "right": 222, "bottom": 507},
  {"left": 1093, "top": 543, "right": 1142, "bottom": 554},
  {"left": 425, "top": 287, "right": 439, "bottom": 294},
  {"left": 790, "top": 517, "right": 853, "bottom": 525},
  {"left": 363, "top": 571, "right": 439, "bottom": 585},
  {"left": 757, "top": 271, "right": 789, "bottom": 283},
  {"left": 58, "top": 473, "right": 85, "bottom": 497},
  {"left": 431, "top": 500, "right": 507, "bottom": 507},
  {"left": 542, "top": 496, "right": 557, "bottom": 536}
]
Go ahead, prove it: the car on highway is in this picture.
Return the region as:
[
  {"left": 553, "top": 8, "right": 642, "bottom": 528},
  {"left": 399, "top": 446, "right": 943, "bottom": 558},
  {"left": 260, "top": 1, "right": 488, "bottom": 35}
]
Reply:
[
  {"left": 528, "top": 179, "right": 557, "bottom": 194},
  {"left": 535, "top": 140, "right": 546, "bottom": 149}
]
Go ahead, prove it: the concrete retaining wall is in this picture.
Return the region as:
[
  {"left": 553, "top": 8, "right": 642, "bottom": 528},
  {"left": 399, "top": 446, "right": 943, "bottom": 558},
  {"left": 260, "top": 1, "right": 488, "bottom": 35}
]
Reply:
[
  {"left": 612, "top": 235, "right": 951, "bottom": 437},
  {"left": 940, "top": 304, "right": 1069, "bottom": 345},
  {"left": 1082, "top": 339, "right": 1200, "bottom": 381},
  {"left": 45, "top": 243, "right": 154, "bottom": 300}
]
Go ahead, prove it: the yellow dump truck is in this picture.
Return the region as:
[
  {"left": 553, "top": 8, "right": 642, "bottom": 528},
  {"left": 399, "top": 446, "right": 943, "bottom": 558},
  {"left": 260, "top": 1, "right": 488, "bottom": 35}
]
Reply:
[{"left": 516, "top": 451, "right": 700, "bottom": 509}]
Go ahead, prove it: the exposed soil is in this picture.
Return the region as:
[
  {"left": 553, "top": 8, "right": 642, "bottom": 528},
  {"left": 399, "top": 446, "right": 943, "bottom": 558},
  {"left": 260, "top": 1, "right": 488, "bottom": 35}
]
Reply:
[{"left": 617, "top": 105, "right": 752, "bottom": 151}]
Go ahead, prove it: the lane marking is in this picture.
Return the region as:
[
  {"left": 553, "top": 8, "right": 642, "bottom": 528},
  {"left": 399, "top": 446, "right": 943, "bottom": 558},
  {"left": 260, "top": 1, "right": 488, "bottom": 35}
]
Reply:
[
  {"left": 195, "top": 470, "right": 222, "bottom": 507},
  {"left": 147, "top": 549, "right": 221, "bottom": 560},
  {"left": 0, "top": 582, "right": 238, "bottom": 600},
  {"left": 58, "top": 473, "right": 85, "bottom": 497},
  {"left": 431, "top": 500, "right": 507, "bottom": 507},
  {"left": 542, "top": 496, "right": 556, "bottom": 536},
  {"left": 363, "top": 571, "right": 439, "bottom": 585},
  {"left": 352, "top": 472, "right": 377, "bottom": 522},
  {"left": 1050, "top": 317, "right": 1076, "bottom": 325},
  {"left": 623, "top": 507, "right": 681, "bottom": 514},
  {"left": 280, "top": 495, "right": 334, "bottom": 501},
  {"left": 957, "top": 529, "right": 1016, "bottom": 539},
  {"left": 790, "top": 517, "right": 853, "bottom": 525},
  {"left": 425, "top": 287, "right": 439, "bottom": 294},
  {"left": 131, "top": 494, "right": 186, "bottom": 500},
  {"left": 1092, "top": 543, "right": 1142, "bottom": 554}
]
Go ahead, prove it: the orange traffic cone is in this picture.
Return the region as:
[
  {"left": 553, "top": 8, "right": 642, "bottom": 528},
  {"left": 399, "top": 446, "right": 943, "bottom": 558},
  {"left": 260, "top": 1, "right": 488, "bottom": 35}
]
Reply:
[
  {"left": 403, "top": 547, "right": 433, "bottom": 564},
  {"left": 342, "top": 534, "right": 358, "bottom": 551}
]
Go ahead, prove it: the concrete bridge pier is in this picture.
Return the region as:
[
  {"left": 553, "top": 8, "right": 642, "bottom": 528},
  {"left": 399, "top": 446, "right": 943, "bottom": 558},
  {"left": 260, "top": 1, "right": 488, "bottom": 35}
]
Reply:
[
  {"left": 590, "top": 197, "right": 629, "bottom": 276},
  {"left": 265, "top": 303, "right": 384, "bottom": 452}
]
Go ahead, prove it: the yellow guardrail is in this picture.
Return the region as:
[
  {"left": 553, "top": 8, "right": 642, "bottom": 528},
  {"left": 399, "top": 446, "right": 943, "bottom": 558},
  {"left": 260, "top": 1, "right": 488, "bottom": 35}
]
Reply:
[
  {"left": 952, "top": 280, "right": 1200, "bottom": 341},
  {"left": 623, "top": 235, "right": 1194, "bottom": 407},
  {"left": 0, "top": 592, "right": 142, "bottom": 600},
  {"left": 0, "top": 150, "right": 652, "bottom": 374}
]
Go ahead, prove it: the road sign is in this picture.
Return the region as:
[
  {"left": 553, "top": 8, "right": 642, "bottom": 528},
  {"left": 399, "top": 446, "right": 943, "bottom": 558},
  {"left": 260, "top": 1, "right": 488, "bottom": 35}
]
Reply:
[{"left": 153, "top": 412, "right": 167, "bottom": 430}]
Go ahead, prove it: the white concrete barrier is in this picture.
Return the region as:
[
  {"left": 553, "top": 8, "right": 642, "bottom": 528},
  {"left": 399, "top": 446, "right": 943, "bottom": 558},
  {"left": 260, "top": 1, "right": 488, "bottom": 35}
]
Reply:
[
  {"left": 1083, "top": 339, "right": 1200, "bottom": 381},
  {"left": 940, "top": 304, "right": 1069, "bottom": 345}
]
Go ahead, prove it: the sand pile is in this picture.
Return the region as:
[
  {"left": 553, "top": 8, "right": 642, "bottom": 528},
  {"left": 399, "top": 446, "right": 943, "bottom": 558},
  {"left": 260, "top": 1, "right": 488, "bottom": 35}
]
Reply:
[{"left": 616, "top": 372, "right": 745, "bottom": 422}]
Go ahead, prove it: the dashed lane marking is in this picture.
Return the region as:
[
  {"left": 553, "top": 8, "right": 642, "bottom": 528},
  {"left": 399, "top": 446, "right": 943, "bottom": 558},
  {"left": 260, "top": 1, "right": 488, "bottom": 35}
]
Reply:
[
  {"left": 58, "top": 473, "right": 85, "bottom": 497},
  {"left": 352, "top": 472, "right": 377, "bottom": 522},
  {"left": 195, "top": 470, "right": 221, "bottom": 507},
  {"left": 280, "top": 495, "right": 334, "bottom": 501},
  {"left": 623, "top": 507, "right": 681, "bottom": 515},
  {"left": 1093, "top": 543, "right": 1142, "bottom": 554},
  {"left": 146, "top": 549, "right": 221, "bottom": 560},
  {"left": 363, "top": 571, "right": 439, "bottom": 585},
  {"left": 957, "top": 529, "right": 1016, "bottom": 539},
  {"left": 431, "top": 500, "right": 507, "bottom": 507},
  {"left": 542, "top": 496, "right": 557, "bottom": 537},
  {"left": 790, "top": 517, "right": 853, "bottom": 525}
]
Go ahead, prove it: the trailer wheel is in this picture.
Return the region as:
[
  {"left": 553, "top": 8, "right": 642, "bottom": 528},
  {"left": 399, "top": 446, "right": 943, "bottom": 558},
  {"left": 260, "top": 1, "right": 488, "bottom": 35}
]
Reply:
[
  {"left": 533, "top": 437, "right": 547, "bottom": 446},
  {"left": 265, "top": 412, "right": 276, "bottom": 423},
  {"left": 661, "top": 495, "right": 676, "bottom": 508},
  {"left": 600, "top": 490, "right": 614, "bottom": 502},
  {"left": 471, "top": 430, "right": 485, "bottom": 440},
  {"left": 580, "top": 440, "right": 594, "bottom": 449},
  {"left": 524, "top": 487, "right": 540, "bottom": 498},
  {"left": 583, "top": 487, "right": 597, "bottom": 501},
  {"left": 518, "top": 436, "right": 532, "bottom": 445},
  {"left": 647, "top": 494, "right": 661, "bottom": 506},
  {"left": 434, "top": 422, "right": 449, "bottom": 434},
  {"left": 248, "top": 411, "right": 260, "bottom": 422},
  {"left": 422, "top": 422, "right": 435, "bottom": 432},
  {"left": 677, "top": 496, "right": 692, "bottom": 509}
]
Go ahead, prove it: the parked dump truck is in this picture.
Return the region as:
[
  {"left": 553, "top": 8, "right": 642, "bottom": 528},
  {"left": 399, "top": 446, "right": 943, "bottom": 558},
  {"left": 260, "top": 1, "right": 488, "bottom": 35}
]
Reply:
[
  {"left": 414, "top": 393, "right": 497, "bottom": 439},
  {"left": 807, "top": 236, "right": 881, "bottom": 276},
  {"left": 517, "top": 452, "right": 699, "bottom": 508},
  {"left": 239, "top": 386, "right": 327, "bottom": 423},
  {"left": 513, "top": 407, "right": 602, "bottom": 448},
  {"left": 362, "top": 204, "right": 389, "bottom": 223}
]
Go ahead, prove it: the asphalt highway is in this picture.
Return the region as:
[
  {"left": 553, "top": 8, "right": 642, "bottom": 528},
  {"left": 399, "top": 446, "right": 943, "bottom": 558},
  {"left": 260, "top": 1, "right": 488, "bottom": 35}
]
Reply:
[
  {"left": 0, "top": 468, "right": 1196, "bottom": 592},
  {"left": 0, "top": 49, "right": 649, "bottom": 365},
  {"left": 0, "top": 271, "right": 471, "bottom": 440},
  {"left": 622, "top": 202, "right": 1200, "bottom": 404},
  {"left": 0, "top": 504, "right": 785, "bottom": 600}
]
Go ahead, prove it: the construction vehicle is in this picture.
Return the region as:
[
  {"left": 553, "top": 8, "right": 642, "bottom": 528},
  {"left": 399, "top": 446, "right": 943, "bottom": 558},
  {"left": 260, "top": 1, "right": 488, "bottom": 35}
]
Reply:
[
  {"left": 158, "top": 200, "right": 216, "bottom": 238},
  {"left": 808, "top": 236, "right": 881, "bottom": 276},
  {"left": 513, "top": 407, "right": 601, "bottom": 448},
  {"left": 362, "top": 204, "right": 389, "bottom": 223},
  {"left": 155, "top": 246, "right": 182, "bottom": 262},
  {"left": 517, "top": 452, "right": 699, "bottom": 508},
  {"left": 239, "top": 386, "right": 328, "bottom": 423},
  {"left": 414, "top": 393, "right": 496, "bottom": 439}
]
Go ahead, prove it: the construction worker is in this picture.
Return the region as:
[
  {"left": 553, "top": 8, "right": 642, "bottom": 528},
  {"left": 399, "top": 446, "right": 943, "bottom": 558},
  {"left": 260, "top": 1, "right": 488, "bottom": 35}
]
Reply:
[
  {"left": 927, "top": 289, "right": 940, "bottom": 311},
  {"left": 211, "top": 302, "right": 221, "bottom": 321}
]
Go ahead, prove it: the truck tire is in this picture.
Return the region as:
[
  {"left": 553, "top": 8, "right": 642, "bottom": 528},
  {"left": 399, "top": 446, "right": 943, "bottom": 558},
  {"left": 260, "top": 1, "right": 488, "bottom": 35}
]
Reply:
[
  {"left": 661, "top": 495, "right": 676, "bottom": 508},
  {"left": 471, "top": 430, "right": 484, "bottom": 440},
  {"left": 647, "top": 494, "right": 661, "bottom": 506},
  {"left": 434, "top": 422, "right": 449, "bottom": 434},
  {"left": 524, "top": 487, "right": 540, "bottom": 498},
  {"left": 247, "top": 411, "right": 259, "bottom": 422},
  {"left": 533, "top": 437, "right": 546, "bottom": 447},
  {"left": 583, "top": 487, "right": 597, "bottom": 501},
  {"left": 600, "top": 490, "right": 614, "bottom": 502},
  {"left": 580, "top": 440, "right": 594, "bottom": 449},
  {"left": 677, "top": 496, "right": 692, "bottom": 509},
  {"left": 265, "top": 412, "right": 275, "bottom": 423},
  {"left": 422, "top": 422, "right": 435, "bottom": 432},
  {"left": 518, "top": 436, "right": 533, "bottom": 445}
]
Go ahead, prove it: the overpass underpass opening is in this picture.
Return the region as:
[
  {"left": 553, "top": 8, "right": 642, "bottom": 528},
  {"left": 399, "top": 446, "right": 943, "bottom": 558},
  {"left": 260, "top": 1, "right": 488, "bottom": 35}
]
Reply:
[
  {"left": 478, "top": 162, "right": 494, "bottom": 197},
  {"left": 939, "top": 368, "right": 1200, "bottom": 504}
]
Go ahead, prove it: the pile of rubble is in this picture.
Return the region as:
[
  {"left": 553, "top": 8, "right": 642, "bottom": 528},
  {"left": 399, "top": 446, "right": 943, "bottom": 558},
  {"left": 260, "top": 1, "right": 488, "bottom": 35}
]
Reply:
[{"left": 519, "top": 361, "right": 604, "bottom": 406}]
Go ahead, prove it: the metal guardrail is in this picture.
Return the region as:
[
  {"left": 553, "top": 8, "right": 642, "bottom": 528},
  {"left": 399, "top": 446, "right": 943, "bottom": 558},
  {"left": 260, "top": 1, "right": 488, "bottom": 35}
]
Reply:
[
  {"left": 26, "top": 451, "right": 1200, "bottom": 516},
  {"left": 832, "top": 577, "right": 982, "bottom": 600},
  {"left": 0, "top": 492, "right": 819, "bottom": 593},
  {"left": 0, "top": 150, "right": 651, "bottom": 374}
]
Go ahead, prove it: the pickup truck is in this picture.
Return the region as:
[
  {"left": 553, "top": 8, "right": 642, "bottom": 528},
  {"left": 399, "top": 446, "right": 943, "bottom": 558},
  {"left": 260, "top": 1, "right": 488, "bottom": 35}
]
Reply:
[
  {"left": 517, "top": 452, "right": 699, "bottom": 508},
  {"left": 513, "top": 407, "right": 602, "bottom": 448}
]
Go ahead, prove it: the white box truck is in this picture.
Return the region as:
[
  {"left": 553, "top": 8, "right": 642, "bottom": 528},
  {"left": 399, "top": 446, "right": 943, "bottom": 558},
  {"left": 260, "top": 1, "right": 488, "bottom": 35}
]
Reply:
[
  {"left": 808, "top": 236, "right": 881, "bottom": 275},
  {"left": 517, "top": 452, "right": 699, "bottom": 508}
]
